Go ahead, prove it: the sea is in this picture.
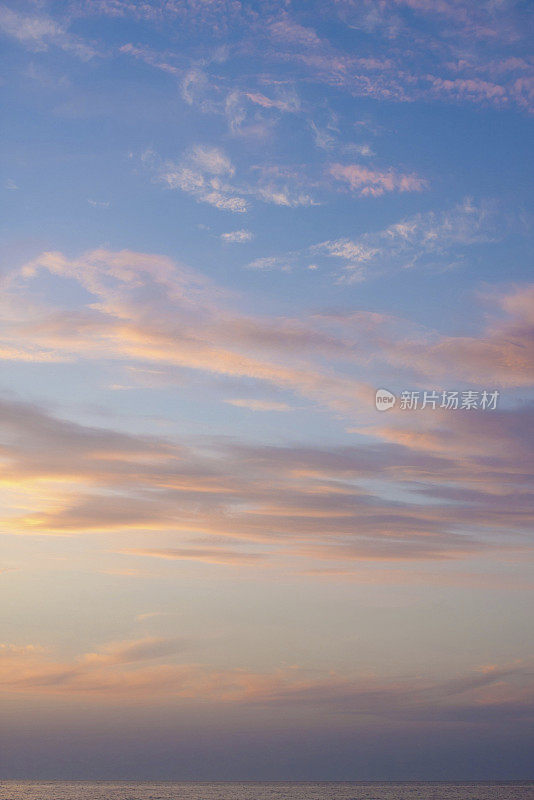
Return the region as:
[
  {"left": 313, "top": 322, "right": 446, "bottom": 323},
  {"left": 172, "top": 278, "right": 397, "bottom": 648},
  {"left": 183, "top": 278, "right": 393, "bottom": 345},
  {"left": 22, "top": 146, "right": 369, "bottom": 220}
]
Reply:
[{"left": 0, "top": 783, "right": 532, "bottom": 800}]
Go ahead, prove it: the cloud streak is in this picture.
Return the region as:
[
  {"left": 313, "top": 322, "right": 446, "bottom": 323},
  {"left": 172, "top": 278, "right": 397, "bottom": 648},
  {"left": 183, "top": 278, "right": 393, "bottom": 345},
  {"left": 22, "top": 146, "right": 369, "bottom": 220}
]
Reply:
[
  {"left": 2, "top": 637, "right": 533, "bottom": 738},
  {"left": 330, "top": 163, "right": 428, "bottom": 197},
  {"left": 1, "top": 388, "right": 532, "bottom": 573},
  {"left": 250, "top": 198, "right": 513, "bottom": 280}
]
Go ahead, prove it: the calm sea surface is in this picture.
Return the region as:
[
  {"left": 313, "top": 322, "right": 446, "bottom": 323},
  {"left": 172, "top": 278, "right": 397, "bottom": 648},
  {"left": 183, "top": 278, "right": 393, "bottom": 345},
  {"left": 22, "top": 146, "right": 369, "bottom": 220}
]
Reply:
[{"left": 0, "top": 783, "right": 532, "bottom": 800}]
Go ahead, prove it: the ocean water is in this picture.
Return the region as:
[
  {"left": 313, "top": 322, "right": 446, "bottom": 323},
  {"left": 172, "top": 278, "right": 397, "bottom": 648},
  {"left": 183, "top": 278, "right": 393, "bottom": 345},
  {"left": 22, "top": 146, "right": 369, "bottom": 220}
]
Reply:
[{"left": 0, "top": 782, "right": 532, "bottom": 800}]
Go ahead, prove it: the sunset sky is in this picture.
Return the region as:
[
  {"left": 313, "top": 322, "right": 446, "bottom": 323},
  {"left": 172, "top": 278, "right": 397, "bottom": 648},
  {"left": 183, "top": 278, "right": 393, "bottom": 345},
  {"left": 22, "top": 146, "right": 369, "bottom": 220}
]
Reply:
[{"left": 1, "top": 0, "right": 533, "bottom": 781}]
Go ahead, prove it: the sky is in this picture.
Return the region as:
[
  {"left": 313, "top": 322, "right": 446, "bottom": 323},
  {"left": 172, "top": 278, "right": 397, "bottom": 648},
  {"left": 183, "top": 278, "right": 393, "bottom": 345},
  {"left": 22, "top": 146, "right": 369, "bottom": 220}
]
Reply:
[{"left": 0, "top": 0, "right": 533, "bottom": 782}]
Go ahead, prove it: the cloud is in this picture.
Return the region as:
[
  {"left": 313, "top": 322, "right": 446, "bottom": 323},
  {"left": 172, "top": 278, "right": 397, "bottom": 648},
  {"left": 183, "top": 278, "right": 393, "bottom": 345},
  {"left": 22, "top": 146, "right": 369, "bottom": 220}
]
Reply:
[
  {"left": 257, "top": 186, "right": 317, "bottom": 207},
  {"left": 0, "top": 250, "right": 532, "bottom": 571},
  {"left": 135, "top": 611, "right": 166, "bottom": 622},
  {"left": 83, "top": 637, "right": 187, "bottom": 666},
  {"left": 225, "top": 398, "right": 292, "bottom": 412},
  {"left": 2, "top": 637, "right": 533, "bottom": 735},
  {"left": 264, "top": 2, "right": 534, "bottom": 113},
  {"left": 245, "top": 90, "right": 300, "bottom": 114},
  {"left": 189, "top": 145, "right": 234, "bottom": 176},
  {"left": 0, "top": 248, "right": 373, "bottom": 416},
  {"left": 268, "top": 17, "right": 322, "bottom": 48},
  {"left": 157, "top": 145, "right": 248, "bottom": 213},
  {"left": 220, "top": 229, "right": 254, "bottom": 243},
  {"left": 1, "top": 389, "right": 532, "bottom": 568},
  {"left": 390, "top": 0, "right": 523, "bottom": 42},
  {"left": 250, "top": 164, "right": 320, "bottom": 207},
  {"left": 119, "top": 42, "right": 181, "bottom": 75},
  {"left": 376, "top": 284, "right": 534, "bottom": 386},
  {"left": 173, "top": 67, "right": 295, "bottom": 140},
  {"left": 149, "top": 145, "right": 320, "bottom": 210},
  {"left": 0, "top": 4, "right": 96, "bottom": 60},
  {"left": 314, "top": 198, "right": 504, "bottom": 280},
  {"left": 87, "top": 198, "right": 110, "bottom": 208},
  {"left": 2, "top": 247, "right": 532, "bottom": 396},
  {"left": 330, "top": 163, "right": 428, "bottom": 197},
  {"left": 36, "top": 0, "right": 532, "bottom": 116},
  {"left": 119, "top": 41, "right": 183, "bottom": 76},
  {"left": 247, "top": 253, "right": 302, "bottom": 272},
  {"left": 223, "top": 90, "right": 278, "bottom": 139},
  {"left": 252, "top": 198, "right": 510, "bottom": 280},
  {"left": 123, "top": 547, "right": 267, "bottom": 566},
  {"left": 428, "top": 76, "right": 508, "bottom": 105},
  {"left": 181, "top": 68, "right": 210, "bottom": 105}
]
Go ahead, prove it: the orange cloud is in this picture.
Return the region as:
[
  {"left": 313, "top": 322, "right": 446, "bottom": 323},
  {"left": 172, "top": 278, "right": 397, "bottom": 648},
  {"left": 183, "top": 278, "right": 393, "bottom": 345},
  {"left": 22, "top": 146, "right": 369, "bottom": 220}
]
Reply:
[
  {"left": 1, "top": 637, "right": 532, "bottom": 729},
  {"left": 1, "top": 253, "right": 532, "bottom": 575},
  {"left": 122, "top": 547, "right": 267, "bottom": 567},
  {"left": 1, "top": 396, "right": 532, "bottom": 573},
  {"left": 1, "top": 249, "right": 372, "bottom": 415}
]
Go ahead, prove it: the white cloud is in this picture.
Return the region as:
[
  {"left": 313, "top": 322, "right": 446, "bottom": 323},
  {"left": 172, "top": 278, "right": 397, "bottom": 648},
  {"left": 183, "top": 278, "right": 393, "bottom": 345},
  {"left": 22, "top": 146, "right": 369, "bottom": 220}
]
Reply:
[
  {"left": 181, "top": 68, "right": 210, "bottom": 106},
  {"left": 314, "top": 198, "right": 503, "bottom": 280},
  {"left": 189, "top": 145, "right": 234, "bottom": 176},
  {"left": 225, "top": 398, "right": 292, "bottom": 412},
  {"left": 220, "top": 229, "right": 254, "bottom": 243},
  {"left": 149, "top": 145, "right": 320, "bottom": 212},
  {"left": 0, "top": 5, "right": 95, "bottom": 60},
  {"left": 201, "top": 192, "right": 248, "bottom": 213},
  {"left": 258, "top": 186, "right": 317, "bottom": 207},
  {"left": 245, "top": 199, "right": 509, "bottom": 280},
  {"left": 158, "top": 145, "right": 248, "bottom": 213},
  {"left": 245, "top": 88, "right": 301, "bottom": 114},
  {"left": 247, "top": 255, "right": 296, "bottom": 271}
]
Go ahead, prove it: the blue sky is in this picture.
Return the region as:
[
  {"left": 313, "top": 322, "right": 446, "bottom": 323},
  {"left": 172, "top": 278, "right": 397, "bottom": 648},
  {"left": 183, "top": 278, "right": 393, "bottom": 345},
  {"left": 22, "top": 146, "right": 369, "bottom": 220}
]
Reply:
[{"left": 0, "top": 0, "right": 533, "bottom": 780}]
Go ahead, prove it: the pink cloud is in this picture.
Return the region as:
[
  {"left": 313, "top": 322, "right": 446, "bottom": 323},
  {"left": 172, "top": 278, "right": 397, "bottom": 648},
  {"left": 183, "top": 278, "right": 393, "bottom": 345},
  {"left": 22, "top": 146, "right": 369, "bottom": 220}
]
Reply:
[
  {"left": 2, "top": 638, "right": 532, "bottom": 730},
  {"left": 429, "top": 76, "right": 508, "bottom": 104},
  {"left": 381, "top": 284, "right": 534, "bottom": 387},
  {"left": 245, "top": 92, "right": 299, "bottom": 113},
  {"left": 268, "top": 17, "right": 322, "bottom": 48},
  {"left": 330, "top": 163, "right": 428, "bottom": 197}
]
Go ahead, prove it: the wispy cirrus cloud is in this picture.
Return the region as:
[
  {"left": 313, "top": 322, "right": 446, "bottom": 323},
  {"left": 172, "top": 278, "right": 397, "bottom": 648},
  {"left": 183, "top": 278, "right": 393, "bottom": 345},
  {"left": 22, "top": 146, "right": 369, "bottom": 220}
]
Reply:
[
  {"left": 377, "top": 284, "right": 534, "bottom": 387},
  {"left": 266, "top": 2, "right": 534, "bottom": 113},
  {"left": 225, "top": 398, "right": 292, "bottom": 412},
  {"left": 145, "top": 145, "right": 320, "bottom": 211},
  {"left": 315, "top": 198, "right": 504, "bottom": 279},
  {"left": 249, "top": 198, "right": 511, "bottom": 280},
  {"left": 123, "top": 547, "right": 266, "bottom": 567},
  {"left": 2, "top": 247, "right": 532, "bottom": 401},
  {"left": 314, "top": 281, "right": 534, "bottom": 387},
  {"left": 26, "top": 0, "right": 531, "bottom": 116},
  {"left": 330, "top": 163, "right": 428, "bottom": 197},
  {"left": 0, "top": 248, "right": 373, "bottom": 414},
  {"left": 0, "top": 250, "right": 532, "bottom": 571},
  {"left": 119, "top": 42, "right": 181, "bottom": 76},
  {"left": 156, "top": 145, "right": 249, "bottom": 213},
  {"left": 220, "top": 229, "right": 254, "bottom": 243},
  {"left": 73, "top": 0, "right": 249, "bottom": 33},
  {"left": 0, "top": 4, "right": 96, "bottom": 59},
  {"left": 87, "top": 198, "right": 110, "bottom": 208},
  {"left": 1, "top": 390, "right": 532, "bottom": 567},
  {"left": 245, "top": 88, "right": 301, "bottom": 114},
  {"left": 333, "top": 0, "right": 525, "bottom": 42},
  {"left": 2, "top": 636, "right": 533, "bottom": 737}
]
